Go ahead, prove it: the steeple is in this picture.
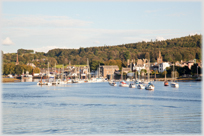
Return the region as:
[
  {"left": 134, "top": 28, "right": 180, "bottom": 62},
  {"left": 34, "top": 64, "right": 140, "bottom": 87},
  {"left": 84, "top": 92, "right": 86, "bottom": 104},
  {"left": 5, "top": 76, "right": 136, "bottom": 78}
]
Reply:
[
  {"left": 15, "top": 53, "right": 19, "bottom": 65},
  {"left": 157, "top": 49, "right": 163, "bottom": 64}
]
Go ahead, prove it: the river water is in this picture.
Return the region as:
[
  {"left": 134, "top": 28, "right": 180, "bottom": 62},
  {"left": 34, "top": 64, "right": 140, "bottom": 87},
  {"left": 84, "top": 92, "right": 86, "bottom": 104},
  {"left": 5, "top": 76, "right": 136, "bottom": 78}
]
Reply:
[{"left": 2, "top": 81, "right": 202, "bottom": 135}]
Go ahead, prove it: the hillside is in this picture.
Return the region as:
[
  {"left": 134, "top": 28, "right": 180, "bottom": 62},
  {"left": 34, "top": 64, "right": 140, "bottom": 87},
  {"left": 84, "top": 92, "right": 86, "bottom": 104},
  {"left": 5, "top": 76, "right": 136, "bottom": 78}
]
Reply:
[{"left": 2, "top": 34, "right": 202, "bottom": 69}]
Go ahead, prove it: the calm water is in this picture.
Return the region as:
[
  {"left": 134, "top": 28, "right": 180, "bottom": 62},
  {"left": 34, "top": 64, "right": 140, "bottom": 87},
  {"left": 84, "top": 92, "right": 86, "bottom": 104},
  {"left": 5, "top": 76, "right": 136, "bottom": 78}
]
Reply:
[{"left": 2, "top": 81, "right": 202, "bottom": 134}]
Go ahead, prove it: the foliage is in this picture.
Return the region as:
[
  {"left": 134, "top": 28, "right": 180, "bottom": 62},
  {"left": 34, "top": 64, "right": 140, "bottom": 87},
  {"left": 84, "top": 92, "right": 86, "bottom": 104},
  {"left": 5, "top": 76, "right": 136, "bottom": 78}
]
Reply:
[{"left": 3, "top": 63, "right": 40, "bottom": 75}]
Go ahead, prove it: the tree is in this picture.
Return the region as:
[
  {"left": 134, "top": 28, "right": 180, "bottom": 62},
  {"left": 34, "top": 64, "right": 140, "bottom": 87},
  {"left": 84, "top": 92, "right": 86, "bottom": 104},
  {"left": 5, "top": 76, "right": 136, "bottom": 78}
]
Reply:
[
  {"left": 196, "top": 52, "right": 201, "bottom": 60},
  {"left": 90, "top": 60, "right": 104, "bottom": 71},
  {"left": 14, "top": 65, "right": 23, "bottom": 75},
  {"left": 123, "top": 51, "right": 130, "bottom": 61},
  {"left": 191, "top": 64, "right": 201, "bottom": 75},
  {"left": 33, "top": 67, "right": 40, "bottom": 73}
]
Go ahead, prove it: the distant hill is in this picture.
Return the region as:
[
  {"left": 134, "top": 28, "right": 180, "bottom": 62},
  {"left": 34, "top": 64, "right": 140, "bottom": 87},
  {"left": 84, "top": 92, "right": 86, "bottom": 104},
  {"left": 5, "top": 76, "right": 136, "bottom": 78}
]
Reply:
[{"left": 3, "top": 34, "right": 202, "bottom": 68}]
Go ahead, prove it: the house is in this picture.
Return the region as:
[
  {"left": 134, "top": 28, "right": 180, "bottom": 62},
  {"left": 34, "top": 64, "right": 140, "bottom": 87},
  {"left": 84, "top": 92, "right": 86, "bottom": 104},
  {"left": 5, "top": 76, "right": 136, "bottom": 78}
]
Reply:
[
  {"left": 158, "top": 62, "right": 170, "bottom": 73},
  {"left": 100, "top": 65, "right": 119, "bottom": 78}
]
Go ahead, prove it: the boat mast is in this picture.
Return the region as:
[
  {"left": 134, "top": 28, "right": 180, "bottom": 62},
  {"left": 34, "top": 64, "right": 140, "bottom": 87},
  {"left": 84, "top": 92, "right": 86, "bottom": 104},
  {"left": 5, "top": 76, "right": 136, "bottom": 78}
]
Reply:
[
  {"left": 173, "top": 63, "right": 175, "bottom": 82},
  {"left": 48, "top": 62, "right": 49, "bottom": 82},
  {"left": 165, "top": 69, "right": 166, "bottom": 81},
  {"left": 87, "top": 58, "right": 89, "bottom": 79},
  {"left": 148, "top": 59, "right": 150, "bottom": 82},
  {"left": 121, "top": 68, "right": 123, "bottom": 80},
  {"left": 135, "top": 70, "right": 137, "bottom": 80},
  {"left": 63, "top": 64, "right": 64, "bottom": 81},
  {"left": 54, "top": 63, "right": 56, "bottom": 82},
  {"left": 98, "top": 63, "right": 100, "bottom": 78}
]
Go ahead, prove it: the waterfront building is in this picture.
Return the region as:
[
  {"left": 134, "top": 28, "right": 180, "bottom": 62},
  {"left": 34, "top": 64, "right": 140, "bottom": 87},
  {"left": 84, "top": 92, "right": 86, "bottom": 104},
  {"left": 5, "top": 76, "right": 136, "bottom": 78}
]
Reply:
[
  {"left": 100, "top": 65, "right": 119, "bottom": 78},
  {"left": 158, "top": 62, "right": 170, "bottom": 73}
]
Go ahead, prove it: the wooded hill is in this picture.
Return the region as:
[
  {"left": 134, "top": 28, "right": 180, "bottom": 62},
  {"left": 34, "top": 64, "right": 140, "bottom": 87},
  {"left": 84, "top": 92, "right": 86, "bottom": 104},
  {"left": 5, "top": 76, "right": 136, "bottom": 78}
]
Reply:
[{"left": 2, "top": 34, "right": 202, "bottom": 69}]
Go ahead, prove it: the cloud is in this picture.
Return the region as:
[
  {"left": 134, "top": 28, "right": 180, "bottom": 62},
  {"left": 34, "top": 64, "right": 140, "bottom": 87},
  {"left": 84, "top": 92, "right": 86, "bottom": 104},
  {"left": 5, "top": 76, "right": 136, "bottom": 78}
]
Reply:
[
  {"left": 2, "top": 37, "right": 14, "bottom": 45},
  {"left": 142, "top": 39, "right": 151, "bottom": 42},
  {"left": 93, "top": 41, "right": 100, "bottom": 44},
  {"left": 190, "top": 32, "right": 199, "bottom": 36},
  {"left": 156, "top": 36, "right": 165, "bottom": 41},
  {"left": 2, "top": 14, "right": 93, "bottom": 27}
]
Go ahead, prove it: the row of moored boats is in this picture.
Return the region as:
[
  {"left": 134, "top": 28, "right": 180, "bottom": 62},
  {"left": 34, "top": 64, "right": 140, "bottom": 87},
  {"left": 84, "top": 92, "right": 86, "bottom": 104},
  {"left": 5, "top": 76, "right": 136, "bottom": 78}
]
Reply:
[
  {"left": 37, "top": 77, "right": 107, "bottom": 86},
  {"left": 109, "top": 79, "right": 179, "bottom": 90}
]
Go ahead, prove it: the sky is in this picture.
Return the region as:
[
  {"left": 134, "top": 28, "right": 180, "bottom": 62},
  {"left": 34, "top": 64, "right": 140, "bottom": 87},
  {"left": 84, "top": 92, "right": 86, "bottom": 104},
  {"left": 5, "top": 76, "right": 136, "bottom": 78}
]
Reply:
[{"left": 1, "top": 1, "right": 202, "bottom": 53}]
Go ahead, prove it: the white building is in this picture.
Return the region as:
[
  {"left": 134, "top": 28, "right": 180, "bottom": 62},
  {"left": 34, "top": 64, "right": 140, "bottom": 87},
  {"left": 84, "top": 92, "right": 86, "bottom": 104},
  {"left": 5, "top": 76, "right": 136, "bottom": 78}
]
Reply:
[
  {"left": 158, "top": 62, "right": 170, "bottom": 73},
  {"left": 27, "top": 63, "right": 36, "bottom": 68}
]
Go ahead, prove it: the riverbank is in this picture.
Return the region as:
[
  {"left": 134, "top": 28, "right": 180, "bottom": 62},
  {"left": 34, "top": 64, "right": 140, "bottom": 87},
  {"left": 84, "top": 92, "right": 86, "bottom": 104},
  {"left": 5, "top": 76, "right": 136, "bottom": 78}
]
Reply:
[{"left": 2, "top": 78, "right": 21, "bottom": 83}]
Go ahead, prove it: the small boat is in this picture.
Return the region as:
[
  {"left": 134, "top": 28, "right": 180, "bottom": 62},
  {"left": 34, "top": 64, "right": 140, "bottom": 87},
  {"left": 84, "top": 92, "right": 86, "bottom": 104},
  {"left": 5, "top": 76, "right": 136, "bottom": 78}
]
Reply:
[
  {"left": 145, "top": 59, "right": 155, "bottom": 91},
  {"left": 137, "top": 84, "right": 145, "bottom": 89},
  {"left": 129, "top": 83, "right": 136, "bottom": 88},
  {"left": 145, "top": 82, "right": 155, "bottom": 90},
  {"left": 171, "top": 82, "right": 179, "bottom": 88},
  {"left": 119, "top": 80, "right": 129, "bottom": 87},
  {"left": 164, "top": 81, "right": 169, "bottom": 86},
  {"left": 109, "top": 80, "right": 117, "bottom": 86},
  {"left": 171, "top": 63, "right": 179, "bottom": 88}
]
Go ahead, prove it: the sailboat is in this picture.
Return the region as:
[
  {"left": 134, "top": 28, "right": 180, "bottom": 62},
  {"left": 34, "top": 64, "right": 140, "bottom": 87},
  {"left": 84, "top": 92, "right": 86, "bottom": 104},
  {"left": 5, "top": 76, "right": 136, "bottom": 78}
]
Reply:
[
  {"left": 119, "top": 68, "right": 129, "bottom": 87},
  {"left": 145, "top": 59, "right": 155, "bottom": 90},
  {"left": 37, "top": 62, "right": 52, "bottom": 86},
  {"left": 164, "top": 70, "right": 169, "bottom": 86},
  {"left": 170, "top": 63, "right": 179, "bottom": 88}
]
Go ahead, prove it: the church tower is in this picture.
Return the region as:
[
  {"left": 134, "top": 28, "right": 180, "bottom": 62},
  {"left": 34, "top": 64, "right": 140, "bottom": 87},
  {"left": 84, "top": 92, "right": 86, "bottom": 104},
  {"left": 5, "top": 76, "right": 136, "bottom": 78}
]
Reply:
[
  {"left": 15, "top": 53, "right": 19, "bottom": 65},
  {"left": 157, "top": 50, "right": 163, "bottom": 64}
]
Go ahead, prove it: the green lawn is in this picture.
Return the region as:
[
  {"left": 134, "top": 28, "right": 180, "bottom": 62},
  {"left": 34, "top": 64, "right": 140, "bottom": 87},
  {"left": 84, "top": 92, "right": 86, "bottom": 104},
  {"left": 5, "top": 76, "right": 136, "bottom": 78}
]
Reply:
[{"left": 55, "top": 65, "right": 87, "bottom": 68}]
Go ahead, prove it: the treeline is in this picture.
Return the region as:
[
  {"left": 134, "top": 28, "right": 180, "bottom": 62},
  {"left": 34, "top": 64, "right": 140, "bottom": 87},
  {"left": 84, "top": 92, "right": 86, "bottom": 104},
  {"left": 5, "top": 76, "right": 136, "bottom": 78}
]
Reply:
[
  {"left": 2, "top": 34, "right": 202, "bottom": 69},
  {"left": 2, "top": 63, "right": 40, "bottom": 75}
]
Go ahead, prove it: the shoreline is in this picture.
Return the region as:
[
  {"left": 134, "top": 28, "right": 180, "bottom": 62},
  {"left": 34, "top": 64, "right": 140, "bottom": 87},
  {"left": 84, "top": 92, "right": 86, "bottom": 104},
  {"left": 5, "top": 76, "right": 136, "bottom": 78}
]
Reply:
[
  {"left": 2, "top": 77, "right": 201, "bottom": 83},
  {"left": 2, "top": 78, "right": 21, "bottom": 83}
]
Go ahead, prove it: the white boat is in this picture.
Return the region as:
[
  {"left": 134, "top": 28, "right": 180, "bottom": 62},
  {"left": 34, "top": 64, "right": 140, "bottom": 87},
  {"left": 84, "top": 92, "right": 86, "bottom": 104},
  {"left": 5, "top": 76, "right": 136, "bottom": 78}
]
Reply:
[
  {"left": 96, "top": 77, "right": 104, "bottom": 82},
  {"left": 145, "top": 59, "right": 155, "bottom": 90},
  {"left": 135, "top": 79, "right": 141, "bottom": 85},
  {"left": 72, "top": 79, "right": 84, "bottom": 83},
  {"left": 119, "top": 80, "right": 129, "bottom": 87},
  {"left": 55, "top": 79, "right": 66, "bottom": 84},
  {"left": 109, "top": 80, "right": 117, "bottom": 86},
  {"left": 129, "top": 83, "right": 136, "bottom": 88},
  {"left": 37, "top": 81, "right": 52, "bottom": 86},
  {"left": 44, "top": 82, "right": 52, "bottom": 86},
  {"left": 137, "top": 84, "right": 145, "bottom": 89},
  {"left": 145, "top": 82, "right": 155, "bottom": 90},
  {"left": 171, "top": 63, "right": 179, "bottom": 88},
  {"left": 171, "top": 82, "right": 179, "bottom": 88}
]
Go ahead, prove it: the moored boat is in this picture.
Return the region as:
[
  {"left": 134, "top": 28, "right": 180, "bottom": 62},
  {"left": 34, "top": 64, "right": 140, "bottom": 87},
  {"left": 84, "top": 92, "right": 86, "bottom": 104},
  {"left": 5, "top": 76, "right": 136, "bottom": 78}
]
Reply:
[
  {"left": 171, "top": 63, "right": 179, "bottom": 88},
  {"left": 119, "top": 80, "right": 129, "bottom": 87},
  {"left": 109, "top": 80, "right": 117, "bottom": 86},
  {"left": 145, "top": 82, "right": 155, "bottom": 90},
  {"left": 171, "top": 82, "right": 179, "bottom": 88},
  {"left": 137, "top": 84, "right": 145, "bottom": 89},
  {"left": 129, "top": 83, "right": 136, "bottom": 88},
  {"left": 164, "top": 81, "right": 169, "bottom": 86}
]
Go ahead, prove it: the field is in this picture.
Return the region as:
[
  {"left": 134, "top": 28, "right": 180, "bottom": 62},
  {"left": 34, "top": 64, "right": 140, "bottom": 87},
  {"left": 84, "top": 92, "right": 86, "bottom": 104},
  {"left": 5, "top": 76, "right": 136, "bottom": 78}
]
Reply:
[{"left": 55, "top": 65, "right": 87, "bottom": 68}]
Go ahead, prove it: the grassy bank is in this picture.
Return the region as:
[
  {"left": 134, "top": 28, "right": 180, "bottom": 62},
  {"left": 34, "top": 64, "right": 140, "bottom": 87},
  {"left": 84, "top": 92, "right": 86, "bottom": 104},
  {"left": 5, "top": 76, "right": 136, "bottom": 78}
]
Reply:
[
  {"left": 2, "top": 78, "right": 20, "bottom": 83},
  {"left": 56, "top": 64, "right": 87, "bottom": 68}
]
